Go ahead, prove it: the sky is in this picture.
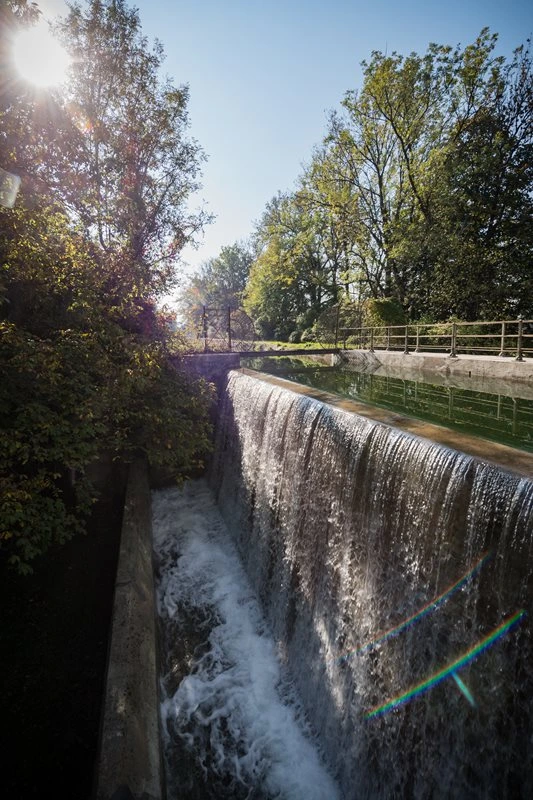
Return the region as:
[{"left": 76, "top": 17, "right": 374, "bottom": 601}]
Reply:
[{"left": 38, "top": 0, "right": 533, "bottom": 296}]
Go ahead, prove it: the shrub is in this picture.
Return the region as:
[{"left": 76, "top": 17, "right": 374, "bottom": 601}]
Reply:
[
  {"left": 300, "top": 327, "right": 317, "bottom": 343},
  {"left": 364, "top": 297, "right": 406, "bottom": 327}
]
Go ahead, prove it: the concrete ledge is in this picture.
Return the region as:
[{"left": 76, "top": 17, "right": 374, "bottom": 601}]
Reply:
[
  {"left": 95, "top": 459, "right": 163, "bottom": 800},
  {"left": 339, "top": 349, "right": 533, "bottom": 385},
  {"left": 242, "top": 369, "right": 533, "bottom": 480},
  {"left": 175, "top": 352, "right": 240, "bottom": 381}
]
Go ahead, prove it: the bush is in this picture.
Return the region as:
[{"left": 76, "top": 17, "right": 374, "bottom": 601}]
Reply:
[
  {"left": 296, "top": 309, "right": 317, "bottom": 331},
  {"left": 364, "top": 297, "right": 406, "bottom": 327},
  {"left": 273, "top": 321, "right": 295, "bottom": 341},
  {"left": 0, "top": 320, "right": 214, "bottom": 573},
  {"left": 253, "top": 315, "right": 275, "bottom": 340},
  {"left": 288, "top": 330, "right": 301, "bottom": 343},
  {"left": 0, "top": 205, "right": 214, "bottom": 573},
  {"left": 300, "top": 327, "right": 317, "bottom": 342}
]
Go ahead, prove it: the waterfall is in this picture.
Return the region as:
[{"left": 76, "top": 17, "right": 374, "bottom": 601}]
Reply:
[
  {"left": 153, "top": 482, "right": 341, "bottom": 800},
  {"left": 209, "top": 370, "right": 533, "bottom": 800}
]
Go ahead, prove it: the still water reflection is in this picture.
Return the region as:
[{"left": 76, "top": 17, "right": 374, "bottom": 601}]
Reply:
[{"left": 243, "top": 356, "right": 533, "bottom": 453}]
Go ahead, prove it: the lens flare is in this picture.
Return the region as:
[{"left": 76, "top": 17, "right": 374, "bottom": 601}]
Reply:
[
  {"left": 451, "top": 671, "right": 477, "bottom": 707},
  {"left": 365, "top": 609, "right": 526, "bottom": 720},
  {"left": 0, "top": 167, "right": 21, "bottom": 209},
  {"left": 13, "top": 21, "right": 71, "bottom": 87},
  {"left": 336, "top": 552, "right": 491, "bottom": 664}
]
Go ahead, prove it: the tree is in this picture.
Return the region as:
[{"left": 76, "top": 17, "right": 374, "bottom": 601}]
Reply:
[
  {"left": 288, "top": 30, "right": 533, "bottom": 322},
  {"left": 1, "top": 198, "right": 214, "bottom": 573},
  {"left": 1, "top": 1, "right": 214, "bottom": 573},
  {"left": 178, "top": 240, "right": 254, "bottom": 332},
  {"left": 426, "top": 42, "right": 533, "bottom": 319},
  {"left": 55, "top": 0, "right": 211, "bottom": 305},
  {"left": 244, "top": 190, "right": 342, "bottom": 340}
]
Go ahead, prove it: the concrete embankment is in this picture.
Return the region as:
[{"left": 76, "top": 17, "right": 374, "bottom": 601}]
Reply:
[
  {"left": 339, "top": 349, "right": 533, "bottom": 386},
  {"left": 95, "top": 459, "right": 163, "bottom": 800}
]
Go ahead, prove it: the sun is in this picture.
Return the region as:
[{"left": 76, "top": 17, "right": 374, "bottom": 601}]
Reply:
[{"left": 13, "top": 21, "right": 71, "bottom": 88}]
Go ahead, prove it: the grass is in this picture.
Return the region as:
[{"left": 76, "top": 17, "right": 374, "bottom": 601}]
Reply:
[{"left": 254, "top": 340, "right": 336, "bottom": 350}]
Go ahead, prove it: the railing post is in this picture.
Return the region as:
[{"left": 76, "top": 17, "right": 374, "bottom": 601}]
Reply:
[
  {"left": 415, "top": 325, "right": 420, "bottom": 353},
  {"left": 403, "top": 325, "right": 409, "bottom": 355},
  {"left": 334, "top": 304, "right": 340, "bottom": 348},
  {"left": 386, "top": 327, "right": 390, "bottom": 350},
  {"left": 498, "top": 321, "right": 506, "bottom": 357},
  {"left": 449, "top": 322, "right": 458, "bottom": 358},
  {"left": 227, "top": 306, "right": 232, "bottom": 352},
  {"left": 516, "top": 318, "right": 524, "bottom": 362},
  {"left": 202, "top": 305, "right": 208, "bottom": 353},
  {"left": 369, "top": 327, "right": 374, "bottom": 352}
]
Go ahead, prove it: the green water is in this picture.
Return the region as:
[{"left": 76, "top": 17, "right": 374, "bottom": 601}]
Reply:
[{"left": 243, "top": 357, "right": 533, "bottom": 453}]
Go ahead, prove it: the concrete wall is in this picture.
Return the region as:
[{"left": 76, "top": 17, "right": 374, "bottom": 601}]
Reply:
[
  {"left": 95, "top": 459, "right": 163, "bottom": 800},
  {"left": 174, "top": 352, "right": 240, "bottom": 390},
  {"left": 339, "top": 349, "right": 533, "bottom": 385}
]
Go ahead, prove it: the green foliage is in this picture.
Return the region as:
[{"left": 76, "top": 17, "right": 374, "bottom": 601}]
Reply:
[
  {"left": 246, "top": 30, "right": 533, "bottom": 326},
  {"left": 364, "top": 297, "right": 406, "bottom": 326},
  {"left": 244, "top": 191, "right": 341, "bottom": 339},
  {"left": 0, "top": 321, "right": 101, "bottom": 572},
  {"left": 178, "top": 240, "right": 254, "bottom": 333},
  {"left": 0, "top": 1, "right": 213, "bottom": 572},
  {"left": 54, "top": 0, "right": 211, "bottom": 298},
  {"left": 0, "top": 202, "right": 214, "bottom": 572},
  {"left": 300, "top": 328, "right": 317, "bottom": 343},
  {"left": 252, "top": 314, "right": 276, "bottom": 340}
]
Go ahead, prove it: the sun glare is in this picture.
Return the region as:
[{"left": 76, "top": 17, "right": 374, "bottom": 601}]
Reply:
[{"left": 13, "top": 22, "right": 71, "bottom": 88}]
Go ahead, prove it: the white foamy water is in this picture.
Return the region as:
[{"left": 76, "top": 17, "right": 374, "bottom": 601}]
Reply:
[{"left": 152, "top": 480, "right": 341, "bottom": 800}]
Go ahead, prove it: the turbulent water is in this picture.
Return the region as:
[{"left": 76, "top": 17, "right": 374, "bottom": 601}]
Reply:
[
  {"left": 153, "top": 482, "right": 341, "bottom": 800},
  {"left": 206, "top": 370, "right": 533, "bottom": 799}
]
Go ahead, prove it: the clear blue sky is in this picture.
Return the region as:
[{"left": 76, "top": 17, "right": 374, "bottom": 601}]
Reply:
[{"left": 41, "top": 0, "right": 533, "bottom": 290}]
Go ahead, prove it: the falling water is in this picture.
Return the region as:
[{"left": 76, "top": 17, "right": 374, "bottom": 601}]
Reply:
[
  {"left": 206, "top": 370, "right": 533, "bottom": 799},
  {"left": 153, "top": 482, "right": 341, "bottom": 800}
]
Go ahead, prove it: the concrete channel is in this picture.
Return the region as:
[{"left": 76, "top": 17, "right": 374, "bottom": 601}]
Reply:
[{"left": 94, "top": 350, "right": 532, "bottom": 798}]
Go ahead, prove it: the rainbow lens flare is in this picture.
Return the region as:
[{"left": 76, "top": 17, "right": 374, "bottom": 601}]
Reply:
[
  {"left": 336, "top": 552, "right": 491, "bottom": 664},
  {"left": 365, "top": 609, "right": 526, "bottom": 720},
  {"left": 451, "top": 671, "right": 477, "bottom": 707}
]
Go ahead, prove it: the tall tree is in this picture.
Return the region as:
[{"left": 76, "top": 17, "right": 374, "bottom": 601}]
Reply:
[
  {"left": 426, "top": 42, "right": 533, "bottom": 319},
  {"left": 1, "top": 0, "right": 214, "bottom": 572},
  {"left": 244, "top": 191, "right": 341, "bottom": 339},
  {"left": 178, "top": 240, "right": 254, "bottom": 328},
  {"left": 306, "top": 30, "right": 533, "bottom": 321},
  {"left": 56, "top": 0, "right": 210, "bottom": 303}
]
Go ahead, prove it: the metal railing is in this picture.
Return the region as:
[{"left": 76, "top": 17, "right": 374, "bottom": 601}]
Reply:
[
  {"left": 195, "top": 306, "right": 257, "bottom": 352},
  {"left": 339, "top": 319, "right": 533, "bottom": 361}
]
